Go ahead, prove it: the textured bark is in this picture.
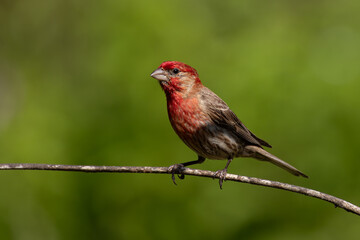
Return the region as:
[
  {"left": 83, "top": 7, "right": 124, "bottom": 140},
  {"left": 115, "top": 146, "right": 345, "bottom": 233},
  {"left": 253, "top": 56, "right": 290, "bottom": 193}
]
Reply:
[{"left": 0, "top": 163, "right": 358, "bottom": 216}]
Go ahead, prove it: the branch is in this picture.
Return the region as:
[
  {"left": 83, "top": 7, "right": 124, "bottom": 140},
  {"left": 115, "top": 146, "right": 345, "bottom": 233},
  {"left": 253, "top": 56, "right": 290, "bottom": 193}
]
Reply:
[{"left": 0, "top": 163, "right": 359, "bottom": 216}]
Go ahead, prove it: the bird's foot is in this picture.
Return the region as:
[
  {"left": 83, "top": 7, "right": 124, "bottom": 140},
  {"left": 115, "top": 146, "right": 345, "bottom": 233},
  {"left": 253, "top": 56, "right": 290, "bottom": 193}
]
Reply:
[
  {"left": 213, "top": 168, "right": 228, "bottom": 189},
  {"left": 168, "top": 164, "right": 185, "bottom": 185}
]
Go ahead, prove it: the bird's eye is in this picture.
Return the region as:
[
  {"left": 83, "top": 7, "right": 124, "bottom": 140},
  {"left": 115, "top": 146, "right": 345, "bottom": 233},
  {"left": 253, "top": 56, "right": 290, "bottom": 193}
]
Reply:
[{"left": 172, "top": 68, "right": 180, "bottom": 74}]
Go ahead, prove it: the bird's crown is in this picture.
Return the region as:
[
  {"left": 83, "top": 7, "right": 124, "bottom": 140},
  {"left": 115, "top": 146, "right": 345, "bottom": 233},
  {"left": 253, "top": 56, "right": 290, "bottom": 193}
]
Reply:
[{"left": 159, "top": 61, "right": 198, "bottom": 77}]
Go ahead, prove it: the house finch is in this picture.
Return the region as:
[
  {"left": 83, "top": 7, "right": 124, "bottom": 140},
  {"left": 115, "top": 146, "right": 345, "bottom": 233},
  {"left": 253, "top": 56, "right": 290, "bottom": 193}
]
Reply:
[{"left": 151, "top": 61, "right": 307, "bottom": 188}]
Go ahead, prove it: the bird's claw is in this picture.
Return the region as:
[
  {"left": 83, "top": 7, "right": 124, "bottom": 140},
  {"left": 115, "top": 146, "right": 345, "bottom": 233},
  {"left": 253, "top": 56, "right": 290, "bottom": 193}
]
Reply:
[
  {"left": 213, "top": 169, "right": 228, "bottom": 189},
  {"left": 168, "top": 164, "right": 185, "bottom": 185}
]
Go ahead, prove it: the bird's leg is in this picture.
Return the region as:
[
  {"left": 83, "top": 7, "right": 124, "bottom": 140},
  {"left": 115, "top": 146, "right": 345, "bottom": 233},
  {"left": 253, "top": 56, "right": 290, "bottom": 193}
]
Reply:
[
  {"left": 214, "top": 158, "right": 232, "bottom": 189},
  {"left": 168, "top": 156, "right": 205, "bottom": 185}
]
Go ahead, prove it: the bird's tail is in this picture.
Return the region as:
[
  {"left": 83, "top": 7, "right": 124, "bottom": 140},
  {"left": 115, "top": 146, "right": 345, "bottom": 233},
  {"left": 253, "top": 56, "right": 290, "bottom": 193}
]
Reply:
[{"left": 245, "top": 145, "right": 308, "bottom": 178}]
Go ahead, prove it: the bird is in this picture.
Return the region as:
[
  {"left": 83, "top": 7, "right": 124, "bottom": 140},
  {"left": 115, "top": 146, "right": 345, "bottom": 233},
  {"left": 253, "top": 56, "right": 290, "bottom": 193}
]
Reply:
[{"left": 150, "top": 61, "right": 308, "bottom": 188}]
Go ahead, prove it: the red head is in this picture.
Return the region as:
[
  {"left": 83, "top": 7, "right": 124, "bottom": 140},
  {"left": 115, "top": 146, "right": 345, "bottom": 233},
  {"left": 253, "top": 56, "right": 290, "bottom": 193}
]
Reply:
[{"left": 150, "top": 61, "right": 202, "bottom": 96}]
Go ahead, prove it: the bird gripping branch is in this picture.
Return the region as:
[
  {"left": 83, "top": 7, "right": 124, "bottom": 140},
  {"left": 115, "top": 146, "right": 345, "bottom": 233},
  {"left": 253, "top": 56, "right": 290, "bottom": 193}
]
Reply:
[{"left": 151, "top": 61, "right": 307, "bottom": 189}]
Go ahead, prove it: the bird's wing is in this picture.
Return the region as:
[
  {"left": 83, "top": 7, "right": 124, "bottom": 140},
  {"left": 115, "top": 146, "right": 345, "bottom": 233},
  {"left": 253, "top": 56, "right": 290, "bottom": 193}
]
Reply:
[{"left": 199, "top": 87, "right": 272, "bottom": 148}]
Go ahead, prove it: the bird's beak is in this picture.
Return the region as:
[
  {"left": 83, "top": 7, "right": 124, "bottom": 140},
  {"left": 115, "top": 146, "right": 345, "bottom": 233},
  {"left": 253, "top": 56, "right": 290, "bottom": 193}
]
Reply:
[{"left": 150, "top": 68, "right": 168, "bottom": 81}]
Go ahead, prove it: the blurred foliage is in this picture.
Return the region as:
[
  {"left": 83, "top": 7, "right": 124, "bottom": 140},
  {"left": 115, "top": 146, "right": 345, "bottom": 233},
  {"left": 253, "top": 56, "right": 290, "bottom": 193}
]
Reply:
[{"left": 1, "top": 0, "right": 360, "bottom": 239}]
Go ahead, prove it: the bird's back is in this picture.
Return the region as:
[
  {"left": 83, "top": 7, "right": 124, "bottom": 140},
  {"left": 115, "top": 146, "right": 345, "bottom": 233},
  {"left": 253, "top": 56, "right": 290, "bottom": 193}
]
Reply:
[{"left": 198, "top": 87, "right": 271, "bottom": 148}]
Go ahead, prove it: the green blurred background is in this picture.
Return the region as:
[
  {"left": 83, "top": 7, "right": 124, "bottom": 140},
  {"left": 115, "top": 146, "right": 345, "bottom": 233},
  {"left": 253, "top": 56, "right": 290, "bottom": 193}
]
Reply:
[{"left": 1, "top": 0, "right": 360, "bottom": 239}]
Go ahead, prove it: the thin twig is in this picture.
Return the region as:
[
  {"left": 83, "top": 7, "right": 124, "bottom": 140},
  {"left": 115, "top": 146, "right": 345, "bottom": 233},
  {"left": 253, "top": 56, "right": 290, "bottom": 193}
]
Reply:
[{"left": 0, "top": 163, "right": 359, "bottom": 216}]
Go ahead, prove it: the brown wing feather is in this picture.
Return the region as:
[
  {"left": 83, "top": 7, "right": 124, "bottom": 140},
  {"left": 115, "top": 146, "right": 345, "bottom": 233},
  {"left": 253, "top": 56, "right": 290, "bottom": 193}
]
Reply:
[{"left": 199, "top": 87, "right": 271, "bottom": 148}]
